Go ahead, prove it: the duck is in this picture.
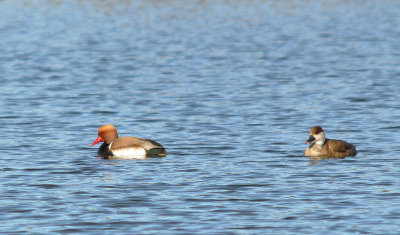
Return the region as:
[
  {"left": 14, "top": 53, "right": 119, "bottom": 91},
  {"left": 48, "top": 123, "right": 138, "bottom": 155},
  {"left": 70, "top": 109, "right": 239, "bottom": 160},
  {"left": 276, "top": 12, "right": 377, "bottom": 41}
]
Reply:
[
  {"left": 90, "top": 124, "right": 167, "bottom": 159},
  {"left": 304, "top": 126, "right": 357, "bottom": 158}
]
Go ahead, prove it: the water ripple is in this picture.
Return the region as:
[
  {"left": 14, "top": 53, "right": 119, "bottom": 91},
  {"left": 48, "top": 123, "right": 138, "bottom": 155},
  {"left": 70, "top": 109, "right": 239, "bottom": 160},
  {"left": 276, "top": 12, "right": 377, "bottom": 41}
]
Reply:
[{"left": 1, "top": 0, "right": 400, "bottom": 234}]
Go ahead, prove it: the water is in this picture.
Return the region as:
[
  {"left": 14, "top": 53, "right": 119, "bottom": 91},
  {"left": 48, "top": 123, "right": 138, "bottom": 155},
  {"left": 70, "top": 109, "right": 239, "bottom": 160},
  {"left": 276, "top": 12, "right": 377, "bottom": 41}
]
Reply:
[{"left": 1, "top": 0, "right": 400, "bottom": 233}]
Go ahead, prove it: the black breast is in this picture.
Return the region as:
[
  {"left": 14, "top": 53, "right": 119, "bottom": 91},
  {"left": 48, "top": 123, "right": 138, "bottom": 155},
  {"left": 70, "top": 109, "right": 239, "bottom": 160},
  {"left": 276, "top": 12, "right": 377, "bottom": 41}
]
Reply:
[{"left": 97, "top": 143, "right": 113, "bottom": 158}]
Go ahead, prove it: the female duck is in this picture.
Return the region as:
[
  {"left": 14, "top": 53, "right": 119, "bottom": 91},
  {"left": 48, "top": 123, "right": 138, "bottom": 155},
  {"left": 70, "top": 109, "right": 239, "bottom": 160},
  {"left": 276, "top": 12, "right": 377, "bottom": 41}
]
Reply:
[{"left": 304, "top": 126, "right": 357, "bottom": 158}]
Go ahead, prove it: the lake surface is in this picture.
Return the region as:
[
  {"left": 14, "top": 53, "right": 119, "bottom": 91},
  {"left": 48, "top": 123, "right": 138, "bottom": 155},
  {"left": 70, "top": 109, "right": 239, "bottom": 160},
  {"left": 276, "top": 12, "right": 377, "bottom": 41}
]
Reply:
[{"left": 1, "top": 0, "right": 400, "bottom": 234}]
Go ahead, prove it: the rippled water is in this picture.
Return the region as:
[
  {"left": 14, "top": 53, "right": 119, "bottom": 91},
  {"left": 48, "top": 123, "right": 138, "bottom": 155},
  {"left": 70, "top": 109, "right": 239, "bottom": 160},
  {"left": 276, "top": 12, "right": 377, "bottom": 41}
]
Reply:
[{"left": 1, "top": 0, "right": 400, "bottom": 233}]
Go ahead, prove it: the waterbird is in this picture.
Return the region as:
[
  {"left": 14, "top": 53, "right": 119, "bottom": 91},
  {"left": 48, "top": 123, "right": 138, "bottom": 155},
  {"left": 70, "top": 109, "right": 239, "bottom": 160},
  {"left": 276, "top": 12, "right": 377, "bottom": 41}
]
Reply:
[
  {"left": 90, "top": 124, "right": 167, "bottom": 159},
  {"left": 304, "top": 126, "right": 357, "bottom": 158}
]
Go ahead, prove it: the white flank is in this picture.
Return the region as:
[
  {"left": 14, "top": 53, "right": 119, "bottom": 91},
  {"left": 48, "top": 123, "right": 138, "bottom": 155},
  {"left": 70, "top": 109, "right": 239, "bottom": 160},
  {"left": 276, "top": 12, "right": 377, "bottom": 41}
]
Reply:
[{"left": 111, "top": 147, "right": 147, "bottom": 159}]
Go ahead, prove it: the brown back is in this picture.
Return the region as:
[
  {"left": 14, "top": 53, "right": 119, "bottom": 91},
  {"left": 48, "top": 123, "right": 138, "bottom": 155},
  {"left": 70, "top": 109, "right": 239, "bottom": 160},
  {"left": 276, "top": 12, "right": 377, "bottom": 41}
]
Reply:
[
  {"left": 326, "top": 139, "right": 357, "bottom": 157},
  {"left": 111, "top": 136, "right": 164, "bottom": 151}
]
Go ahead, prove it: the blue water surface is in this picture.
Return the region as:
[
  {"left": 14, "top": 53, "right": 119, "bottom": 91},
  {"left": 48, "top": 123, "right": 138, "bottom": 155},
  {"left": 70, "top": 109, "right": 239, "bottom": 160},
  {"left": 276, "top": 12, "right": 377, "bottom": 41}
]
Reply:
[{"left": 1, "top": 0, "right": 400, "bottom": 234}]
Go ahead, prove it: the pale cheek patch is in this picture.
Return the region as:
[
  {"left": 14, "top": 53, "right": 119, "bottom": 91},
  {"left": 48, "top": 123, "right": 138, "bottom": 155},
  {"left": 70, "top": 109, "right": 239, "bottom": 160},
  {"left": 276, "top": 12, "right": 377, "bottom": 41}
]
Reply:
[
  {"left": 314, "top": 132, "right": 325, "bottom": 146},
  {"left": 111, "top": 147, "right": 147, "bottom": 159}
]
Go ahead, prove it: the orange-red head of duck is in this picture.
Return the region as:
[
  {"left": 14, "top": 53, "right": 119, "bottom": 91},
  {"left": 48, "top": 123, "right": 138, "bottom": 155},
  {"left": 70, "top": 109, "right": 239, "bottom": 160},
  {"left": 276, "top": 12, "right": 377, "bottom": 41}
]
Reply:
[{"left": 90, "top": 124, "right": 119, "bottom": 146}]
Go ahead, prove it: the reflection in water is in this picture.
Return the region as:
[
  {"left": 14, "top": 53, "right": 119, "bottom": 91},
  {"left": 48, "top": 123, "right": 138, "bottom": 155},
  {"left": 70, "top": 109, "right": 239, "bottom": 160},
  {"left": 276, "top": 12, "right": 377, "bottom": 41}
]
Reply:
[{"left": 307, "top": 155, "right": 347, "bottom": 161}]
